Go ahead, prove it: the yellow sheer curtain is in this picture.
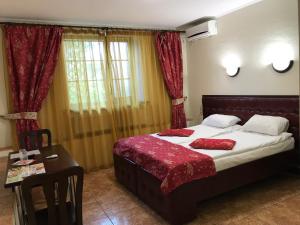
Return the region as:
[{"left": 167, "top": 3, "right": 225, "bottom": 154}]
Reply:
[{"left": 39, "top": 29, "right": 171, "bottom": 171}]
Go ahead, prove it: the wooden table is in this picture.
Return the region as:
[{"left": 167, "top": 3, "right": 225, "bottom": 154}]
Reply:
[{"left": 4, "top": 145, "right": 80, "bottom": 225}]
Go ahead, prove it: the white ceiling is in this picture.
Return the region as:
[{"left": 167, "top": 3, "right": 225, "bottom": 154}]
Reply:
[{"left": 0, "top": 0, "right": 262, "bottom": 29}]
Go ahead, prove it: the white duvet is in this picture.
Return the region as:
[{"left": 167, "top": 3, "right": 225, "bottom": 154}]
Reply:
[
  {"left": 151, "top": 124, "right": 241, "bottom": 144},
  {"left": 182, "top": 130, "right": 294, "bottom": 160},
  {"left": 151, "top": 124, "right": 294, "bottom": 172}
]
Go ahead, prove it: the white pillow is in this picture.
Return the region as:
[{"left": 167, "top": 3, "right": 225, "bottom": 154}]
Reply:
[
  {"left": 201, "top": 114, "right": 241, "bottom": 128},
  {"left": 242, "top": 114, "right": 289, "bottom": 136}
]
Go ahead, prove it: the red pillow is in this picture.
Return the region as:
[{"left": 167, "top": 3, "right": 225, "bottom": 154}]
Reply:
[
  {"left": 158, "top": 129, "right": 194, "bottom": 137},
  {"left": 190, "top": 138, "right": 236, "bottom": 150}
]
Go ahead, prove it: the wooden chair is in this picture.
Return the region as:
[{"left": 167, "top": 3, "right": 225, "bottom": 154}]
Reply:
[
  {"left": 21, "top": 166, "right": 84, "bottom": 225},
  {"left": 19, "top": 129, "right": 52, "bottom": 150}
]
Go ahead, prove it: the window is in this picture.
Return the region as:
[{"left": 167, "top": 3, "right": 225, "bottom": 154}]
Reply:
[
  {"left": 63, "top": 38, "right": 132, "bottom": 111},
  {"left": 110, "top": 42, "right": 131, "bottom": 97}
]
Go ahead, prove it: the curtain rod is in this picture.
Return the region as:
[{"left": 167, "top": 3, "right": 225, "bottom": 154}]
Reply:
[{"left": 0, "top": 21, "right": 185, "bottom": 33}]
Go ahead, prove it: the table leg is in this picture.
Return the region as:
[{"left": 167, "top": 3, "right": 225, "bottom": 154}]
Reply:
[
  {"left": 68, "top": 176, "right": 76, "bottom": 206},
  {"left": 13, "top": 195, "right": 20, "bottom": 225},
  {"left": 14, "top": 186, "right": 25, "bottom": 225}
]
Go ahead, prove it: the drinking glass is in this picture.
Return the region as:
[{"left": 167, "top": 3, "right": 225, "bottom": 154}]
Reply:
[
  {"left": 19, "top": 149, "right": 28, "bottom": 161},
  {"left": 19, "top": 149, "right": 30, "bottom": 177}
]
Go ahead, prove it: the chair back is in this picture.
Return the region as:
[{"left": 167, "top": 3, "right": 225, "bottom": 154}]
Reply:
[
  {"left": 19, "top": 129, "right": 52, "bottom": 150},
  {"left": 21, "top": 166, "right": 84, "bottom": 225}
]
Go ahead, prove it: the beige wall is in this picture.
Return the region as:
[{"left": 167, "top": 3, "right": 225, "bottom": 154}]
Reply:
[
  {"left": 186, "top": 0, "right": 299, "bottom": 125},
  {"left": 0, "top": 29, "right": 12, "bottom": 148},
  {"left": 0, "top": 0, "right": 298, "bottom": 146}
]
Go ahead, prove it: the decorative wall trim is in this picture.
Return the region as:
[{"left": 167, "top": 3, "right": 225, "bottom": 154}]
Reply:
[{"left": 0, "top": 146, "right": 12, "bottom": 151}]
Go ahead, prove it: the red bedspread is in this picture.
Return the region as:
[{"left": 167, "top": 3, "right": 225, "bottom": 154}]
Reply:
[{"left": 113, "top": 135, "right": 216, "bottom": 194}]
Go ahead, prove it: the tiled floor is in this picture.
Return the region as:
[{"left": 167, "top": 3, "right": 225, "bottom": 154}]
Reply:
[{"left": 1, "top": 156, "right": 300, "bottom": 225}]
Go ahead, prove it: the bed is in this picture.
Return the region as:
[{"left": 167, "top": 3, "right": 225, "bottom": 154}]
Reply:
[{"left": 113, "top": 95, "right": 299, "bottom": 225}]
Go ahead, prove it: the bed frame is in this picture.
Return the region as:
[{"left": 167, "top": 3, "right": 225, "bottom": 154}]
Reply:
[{"left": 113, "top": 95, "right": 299, "bottom": 225}]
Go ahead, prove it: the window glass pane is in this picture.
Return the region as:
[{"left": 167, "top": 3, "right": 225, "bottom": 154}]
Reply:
[
  {"left": 84, "top": 42, "right": 93, "bottom": 60},
  {"left": 122, "top": 61, "right": 129, "bottom": 78},
  {"left": 72, "top": 41, "right": 83, "bottom": 60},
  {"left": 113, "top": 79, "right": 130, "bottom": 97},
  {"left": 96, "top": 80, "right": 106, "bottom": 107},
  {"left": 109, "top": 42, "right": 117, "bottom": 60},
  {"left": 68, "top": 82, "right": 79, "bottom": 110},
  {"left": 109, "top": 42, "right": 128, "bottom": 60},
  {"left": 86, "top": 61, "right": 94, "bottom": 80},
  {"left": 92, "top": 42, "right": 103, "bottom": 60},
  {"left": 78, "top": 81, "right": 88, "bottom": 109},
  {"left": 66, "top": 61, "right": 77, "bottom": 81},
  {"left": 95, "top": 61, "right": 103, "bottom": 80},
  {"left": 88, "top": 81, "right": 97, "bottom": 108},
  {"left": 64, "top": 41, "right": 74, "bottom": 60},
  {"left": 119, "top": 42, "right": 128, "bottom": 60},
  {"left": 124, "top": 79, "right": 130, "bottom": 97},
  {"left": 110, "top": 61, "right": 129, "bottom": 79},
  {"left": 111, "top": 61, "right": 120, "bottom": 78},
  {"left": 76, "top": 61, "right": 86, "bottom": 81},
  {"left": 87, "top": 81, "right": 106, "bottom": 108},
  {"left": 99, "top": 43, "right": 105, "bottom": 60}
]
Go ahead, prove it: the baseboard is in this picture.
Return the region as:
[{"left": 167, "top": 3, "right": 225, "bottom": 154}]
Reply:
[{"left": 0, "top": 149, "right": 12, "bottom": 158}]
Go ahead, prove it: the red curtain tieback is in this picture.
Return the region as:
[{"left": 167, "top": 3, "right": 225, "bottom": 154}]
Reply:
[
  {"left": 1, "top": 112, "right": 37, "bottom": 120},
  {"left": 172, "top": 96, "right": 187, "bottom": 106}
]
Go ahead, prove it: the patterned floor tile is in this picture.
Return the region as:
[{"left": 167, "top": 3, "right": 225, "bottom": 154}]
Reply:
[
  {"left": 82, "top": 202, "right": 111, "bottom": 225},
  {"left": 107, "top": 205, "right": 167, "bottom": 225},
  {"left": 1, "top": 156, "right": 300, "bottom": 225}
]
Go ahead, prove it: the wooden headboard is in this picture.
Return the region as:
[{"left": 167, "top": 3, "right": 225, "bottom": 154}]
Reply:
[{"left": 202, "top": 95, "right": 299, "bottom": 147}]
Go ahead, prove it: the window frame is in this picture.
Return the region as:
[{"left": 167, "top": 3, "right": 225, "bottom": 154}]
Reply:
[{"left": 64, "top": 36, "right": 138, "bottom": 111}]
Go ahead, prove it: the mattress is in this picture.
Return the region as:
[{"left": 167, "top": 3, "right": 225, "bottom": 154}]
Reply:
[
  {"left": 214, "top": 138, "right": 294, "bottom": 171},
  {"left": 180, "top": 130, "right": 295, "bottom": 172}
]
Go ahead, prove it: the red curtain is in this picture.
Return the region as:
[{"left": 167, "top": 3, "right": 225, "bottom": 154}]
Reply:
[
  {"left": 4, "top": 25, "right": 63, "bottom": 135},
  {"left": 155, "top": 32, "right": 187, "bottom": 128}
]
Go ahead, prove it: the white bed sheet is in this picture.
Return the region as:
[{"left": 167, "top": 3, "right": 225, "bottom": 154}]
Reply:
[
  {"left": 214, "top": 138, "right": 294, "bottom": 171},
  {"left": 181, "top": 131, "right": 293, "bottom": 159},
  {"left": 179, "top": 130, "right": 294, "bottom": 172},
  {"left": 151, "top": 126, "right": 294, "bottom": 172},
  {"left": 151, "top": 124, "right": 241, "bottom": 144}
]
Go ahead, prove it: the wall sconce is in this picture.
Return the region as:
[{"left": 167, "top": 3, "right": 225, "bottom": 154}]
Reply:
[
  {"left": 226, "top": 66, "right": 240, "bottom": 77},
  {"left": 262, "top": 42, "right": 294, "bottom": 74},
  {"left": 272, "top": 58, "right": 293, "bottom": 73},
  {"left": 222, "top": 54, "right": 241, "bottom": 77}
]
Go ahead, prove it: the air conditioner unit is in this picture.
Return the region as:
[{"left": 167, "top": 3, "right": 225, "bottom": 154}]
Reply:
[{"left": 186, "top": 20, "right": 217, "bottom": 41}]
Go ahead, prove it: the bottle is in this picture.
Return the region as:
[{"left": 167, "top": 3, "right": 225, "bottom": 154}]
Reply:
[{"left": 19, "top": 149, "right": 28, "bottom": 161}]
